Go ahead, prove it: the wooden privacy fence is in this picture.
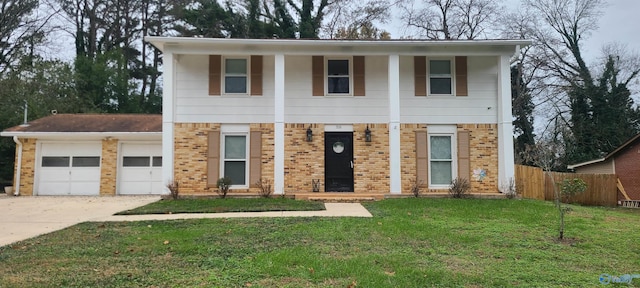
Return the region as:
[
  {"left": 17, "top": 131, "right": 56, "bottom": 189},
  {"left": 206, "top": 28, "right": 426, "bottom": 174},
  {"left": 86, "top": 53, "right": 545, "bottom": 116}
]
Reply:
[{"left": 515, "top": 165, "right": 618, "bottom": 206}]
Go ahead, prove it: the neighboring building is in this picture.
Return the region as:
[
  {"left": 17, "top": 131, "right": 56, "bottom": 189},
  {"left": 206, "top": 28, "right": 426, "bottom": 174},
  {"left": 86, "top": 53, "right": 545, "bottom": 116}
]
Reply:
[
  {"left": 143, "top": 37, "right": 529, "bottom": 197},
  {"left": 1, "top": 114, "right": 162, "bottom": 196},
  {"left": 568, "top": 134, "right": 640, "bottom": 200}
]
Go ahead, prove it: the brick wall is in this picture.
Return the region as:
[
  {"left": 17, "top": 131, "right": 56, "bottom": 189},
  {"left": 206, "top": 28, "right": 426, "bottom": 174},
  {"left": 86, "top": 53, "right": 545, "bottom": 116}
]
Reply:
[
  {"left": 460, "top": 124, "right": 498, "bottom": 193},
  {"left": 353, "top": 124, "right": 390, "bottom": 193},
  {"left": 284, "top": 123, "right": 325, "bottom": 193},
  {"left": 99, "top": 138, "right": 118, "bottom": 195},
  {"left": 614, "top": 140, "right": 640, "bottom": 200},
  {"left": 400, "top": 124, "right": 499, "bottom": 194},
  {"left": 174, "top": 123, "right": 274, "bottom": 195},
  {"left": 14, "top": 138, "right": 36, "bottom": 196}
]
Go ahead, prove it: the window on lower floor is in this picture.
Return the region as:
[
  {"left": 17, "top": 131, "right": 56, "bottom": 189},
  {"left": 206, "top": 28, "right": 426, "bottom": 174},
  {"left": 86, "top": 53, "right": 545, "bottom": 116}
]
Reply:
[
  {"left": 42, "top": 156, "right": 70, "bottom": 167},
  {"left": 72, "top": 156, "right": 100, "bottom": 167},
  {"left": 222, "top": 134, "right": 248, "bottom": 186},
  {"left": 428, "top": 126, "right": 457, "bottom": 187}
]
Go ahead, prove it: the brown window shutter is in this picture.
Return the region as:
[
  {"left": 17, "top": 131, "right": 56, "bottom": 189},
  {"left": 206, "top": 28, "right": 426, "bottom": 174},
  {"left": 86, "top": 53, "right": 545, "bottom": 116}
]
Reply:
[
  {"left": 312, "top": 56, "right": 324, "bottom": 96},
  {"left": 414, "top": 56, "right": 427, "bottom": 96},
  {"left": 250, "top": 55, "right": 263, "bottom": 96},
  {"left": 249, "top": 131, "right": 262, "bottom": 188},
  {"left": 353, "top": 56, "right": 365, "bottom": 96},
  {"left": 455, "top": 56, "right": 468, "bottom": 96},
  {"left": 457, "top": 130, "right": 470, "bottom": 181},
  {"left": 207, "top": 131, "right": 221, "bottom": 186},
  {"left": 209, "top": 55, "right": 221, "bottom": 96},
  {"left": 416, "top": 131, "right": 428, "bottom": 185}
]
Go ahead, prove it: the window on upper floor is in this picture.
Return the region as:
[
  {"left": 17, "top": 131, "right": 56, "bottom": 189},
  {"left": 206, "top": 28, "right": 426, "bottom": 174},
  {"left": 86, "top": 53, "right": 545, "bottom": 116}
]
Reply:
[
  {"left": 327, "top": 59, "right": 350, "bottom": 94},
  {"left": 209, "top": 55, "right": 263, "bottom": 96},
  {"left": 429, "top": 59, "right": 452, "bottom": 95},
  {"left": 224, "top": 58, "right": 248, "bottom": 94},
  {"left": 312, "top": 56, "right": 365, "bottom": 96},
  {"left": 414, "top": 56, "right": 467, "bottom": 97}
]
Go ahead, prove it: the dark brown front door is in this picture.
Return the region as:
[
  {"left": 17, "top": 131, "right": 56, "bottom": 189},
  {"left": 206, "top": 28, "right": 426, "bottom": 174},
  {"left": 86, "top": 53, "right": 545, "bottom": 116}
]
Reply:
[{"left": 324, "top": 132, "right": 354, "bottom": 192}]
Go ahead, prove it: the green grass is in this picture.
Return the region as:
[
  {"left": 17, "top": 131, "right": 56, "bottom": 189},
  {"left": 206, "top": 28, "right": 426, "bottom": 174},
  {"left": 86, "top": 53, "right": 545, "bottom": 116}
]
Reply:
[
  {"left": 1, "top": 198, "right": 640, "bottom": 287},
  {"left": 116, "top": 198, "right": 326, "bottom": 215}
]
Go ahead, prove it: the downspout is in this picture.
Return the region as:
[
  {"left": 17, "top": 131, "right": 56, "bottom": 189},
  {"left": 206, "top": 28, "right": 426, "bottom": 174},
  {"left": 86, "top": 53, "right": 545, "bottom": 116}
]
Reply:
[{"left": 12, "top": 136, "right": 22, "bottom": 196}]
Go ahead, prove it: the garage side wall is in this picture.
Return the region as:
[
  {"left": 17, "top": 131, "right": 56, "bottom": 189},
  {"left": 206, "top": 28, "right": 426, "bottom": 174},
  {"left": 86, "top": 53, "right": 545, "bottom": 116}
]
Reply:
[
  {"left": 14, "top": 138, "right": 36, "bottom": 196},
  {"left": 100, "top": 138, "right": 118, "bottom": 195}
]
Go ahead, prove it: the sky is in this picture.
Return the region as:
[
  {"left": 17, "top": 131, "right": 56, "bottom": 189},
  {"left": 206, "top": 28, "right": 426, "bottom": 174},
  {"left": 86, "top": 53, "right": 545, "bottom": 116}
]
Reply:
[{"left": 386, "top": 0, "right": 640, "bottom": 66}]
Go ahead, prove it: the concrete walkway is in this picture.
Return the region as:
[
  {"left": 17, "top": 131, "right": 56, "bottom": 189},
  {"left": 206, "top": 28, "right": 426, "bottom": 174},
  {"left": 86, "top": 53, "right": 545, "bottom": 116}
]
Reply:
[{"left": 0, "top": 195, "right": 372, "bottom": 247}]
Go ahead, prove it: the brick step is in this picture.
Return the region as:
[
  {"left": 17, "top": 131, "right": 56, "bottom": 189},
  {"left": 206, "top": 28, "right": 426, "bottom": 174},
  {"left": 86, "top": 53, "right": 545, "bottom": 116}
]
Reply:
[{"left": 295, "top": 193, "right": 384, "bottom": 202}]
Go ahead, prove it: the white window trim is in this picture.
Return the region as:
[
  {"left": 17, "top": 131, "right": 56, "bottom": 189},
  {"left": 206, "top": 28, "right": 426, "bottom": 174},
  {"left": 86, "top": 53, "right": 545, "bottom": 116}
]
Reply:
[
  {"left": 325, "top": 57, "right": 353, "bottom": 96},
  {"left": 427, "top": 57, "right": 455, "bottom": 96},
  {"left": 222, "top": 56, "right": 251, "bottom": 96},
  {"left": 220, "top": 125, "right": 250, "bottom": 189},
  {"left": 427, "top": 125, "right": 457, "bottom": 188}
]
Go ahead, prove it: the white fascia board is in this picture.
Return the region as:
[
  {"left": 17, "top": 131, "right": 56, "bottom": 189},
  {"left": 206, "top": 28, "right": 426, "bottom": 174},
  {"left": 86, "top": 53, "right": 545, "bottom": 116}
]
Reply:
[
  {"left": 0, "top": 132, "right": 162, "bottom": 140},
  {"left": 145, "top": 36, "right": 532, "bottom": 56},
  {"left": 567, "top": 158, "right": 606, "bottom": 170}
]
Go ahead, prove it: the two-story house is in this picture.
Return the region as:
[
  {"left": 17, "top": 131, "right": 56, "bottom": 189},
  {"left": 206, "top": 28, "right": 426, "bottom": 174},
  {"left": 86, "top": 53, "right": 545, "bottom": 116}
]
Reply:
[{"left": 144, "top": 37, "right": 529, "bottom": 198}]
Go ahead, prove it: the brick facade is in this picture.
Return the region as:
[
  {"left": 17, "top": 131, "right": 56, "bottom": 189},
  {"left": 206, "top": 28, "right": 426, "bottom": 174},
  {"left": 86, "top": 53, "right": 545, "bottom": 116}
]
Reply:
[
  {"left": 460, "top": 124, "right": 499, "bottom": 193},
  {"left": 400, "top": 124, "right": 499, "bottom": 194},
  {"left": 174, "top": 123, "right": 274, "bottom": 195},
  {"left": 614, "top": 141, "right": 640, "bottom": 200},
  {"left": 284, "top": 123, "right": 325, "bottom": 193},
  {"left": 99, "top": 138, "right": 118, "bottom": 196},
  {"left": 14, "top": 138, "right": 36, "bottom": 196},
  {"left": 353, "top": 124, "right": 389, "bottom": 193},
  {"left": 172, "top": 122, "right": 499, "bottom": 196}
]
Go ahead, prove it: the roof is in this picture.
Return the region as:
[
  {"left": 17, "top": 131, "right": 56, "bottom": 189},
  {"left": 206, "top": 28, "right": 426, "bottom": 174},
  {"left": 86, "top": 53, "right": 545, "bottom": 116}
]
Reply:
[
  {"left": 568, "top": 133, "right": 640, "bottom": 169},
  {"left": 1, "top": 114, "right": 162, "bottom": 134},
  {"left": 145, "top": 37, "right": 532, "bottom": 56}
]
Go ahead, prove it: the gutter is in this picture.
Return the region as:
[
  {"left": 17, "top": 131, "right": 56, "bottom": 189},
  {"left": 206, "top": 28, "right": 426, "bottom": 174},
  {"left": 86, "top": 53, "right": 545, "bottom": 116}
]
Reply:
[{"left": 12, "top": 136, "right": 22, "bottom": 196}]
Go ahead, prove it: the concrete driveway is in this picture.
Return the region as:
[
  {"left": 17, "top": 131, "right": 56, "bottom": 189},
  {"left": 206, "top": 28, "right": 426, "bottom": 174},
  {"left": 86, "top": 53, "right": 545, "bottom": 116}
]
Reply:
[{"left": 0, "top": 195, "right": 159, "bottom": 247}]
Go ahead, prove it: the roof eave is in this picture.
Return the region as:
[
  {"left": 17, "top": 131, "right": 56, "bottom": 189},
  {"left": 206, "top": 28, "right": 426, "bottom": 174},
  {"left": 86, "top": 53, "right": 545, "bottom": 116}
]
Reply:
[
  {"left": 145, "top": 36, "right": 533, "bottom": 52},
  {"left": 0, "top": 131, "right": 162, "bottom": 138},
  {"left": 567, "top": 158, "right": 607, "bottom": 170}
]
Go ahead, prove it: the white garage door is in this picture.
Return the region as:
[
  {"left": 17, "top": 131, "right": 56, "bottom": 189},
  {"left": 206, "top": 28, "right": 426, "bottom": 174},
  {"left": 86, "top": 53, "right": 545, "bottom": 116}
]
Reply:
[
  {"left": 38, "top": 143, "right": 101, "bottom": 196},
  {"left": 119, "top": 143, "right": 162, "bottom": 195}
]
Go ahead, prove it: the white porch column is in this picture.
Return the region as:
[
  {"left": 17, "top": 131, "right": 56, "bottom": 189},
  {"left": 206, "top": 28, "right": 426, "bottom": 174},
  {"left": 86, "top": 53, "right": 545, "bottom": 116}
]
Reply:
[
  {"left": 274, "top": 53, "right": 285, "bottom": 194},
  {"left": 162, "top": 52, "right": 176, "bottom": 194},
  {"left": 388, "top": 54, "right": 402, "bottom": 194},
  {"left": 497, "top": 54, "right": 515, "bottom": 192}
]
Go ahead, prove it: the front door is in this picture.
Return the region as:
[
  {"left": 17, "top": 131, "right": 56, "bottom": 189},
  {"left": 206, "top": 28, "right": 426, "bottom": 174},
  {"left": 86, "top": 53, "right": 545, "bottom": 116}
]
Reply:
[{"left": 325, "top": 132, "right": 354, "bottom": 192}]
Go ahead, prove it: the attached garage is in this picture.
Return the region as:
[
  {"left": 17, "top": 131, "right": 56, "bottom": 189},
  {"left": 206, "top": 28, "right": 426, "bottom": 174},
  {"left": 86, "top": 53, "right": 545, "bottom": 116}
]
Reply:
[
  {"left": 1, "top": 114, "right": 162, "bottom": 196},
  {"left": 118, "top": 143, "right": 163, "bottom": 195},
  {"left": 37, "top": 142, "right": 102, "bottom": 196}
]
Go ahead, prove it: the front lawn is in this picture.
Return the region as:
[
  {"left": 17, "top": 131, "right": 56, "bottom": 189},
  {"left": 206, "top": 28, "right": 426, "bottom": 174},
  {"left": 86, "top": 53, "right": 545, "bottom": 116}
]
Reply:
[
  {"left": 116, "top": 197, "right": 326, "bottom": 215},
  {"left": 1, "top": 198, "right": 639, "bottom": 287}
]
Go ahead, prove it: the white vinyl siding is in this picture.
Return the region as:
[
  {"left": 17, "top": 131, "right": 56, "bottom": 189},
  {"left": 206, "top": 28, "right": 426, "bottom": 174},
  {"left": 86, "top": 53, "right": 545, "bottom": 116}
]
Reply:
[
  {"left": 285, "top": 55, "right": 389, "bottom": 123},
  {"left": 175, "top": 55, "right": 274, "bottom": 123},
  {"left": 401, "top": 56, "right": 499, "bottom": 124}
]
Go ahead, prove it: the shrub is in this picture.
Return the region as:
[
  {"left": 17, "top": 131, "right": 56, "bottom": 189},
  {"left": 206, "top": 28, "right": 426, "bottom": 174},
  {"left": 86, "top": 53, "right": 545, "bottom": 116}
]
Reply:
[
  {"left": 216, "top": 177, "right": 232, "bottom": 198},
  {"left": 449, "top": 177, "right": 470, "bottom": 198},
  {"left": 255, "top": 178, "right": 273, "bottom": 198},
  {"left": 166, "top": 180, "right": 179, "bottom": 200},
  {"left": 410, "top": 178, "right": 423, "bottom": 198},
  {"left": 501, "top": 177, "right": 520, "bottom": 199}
]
